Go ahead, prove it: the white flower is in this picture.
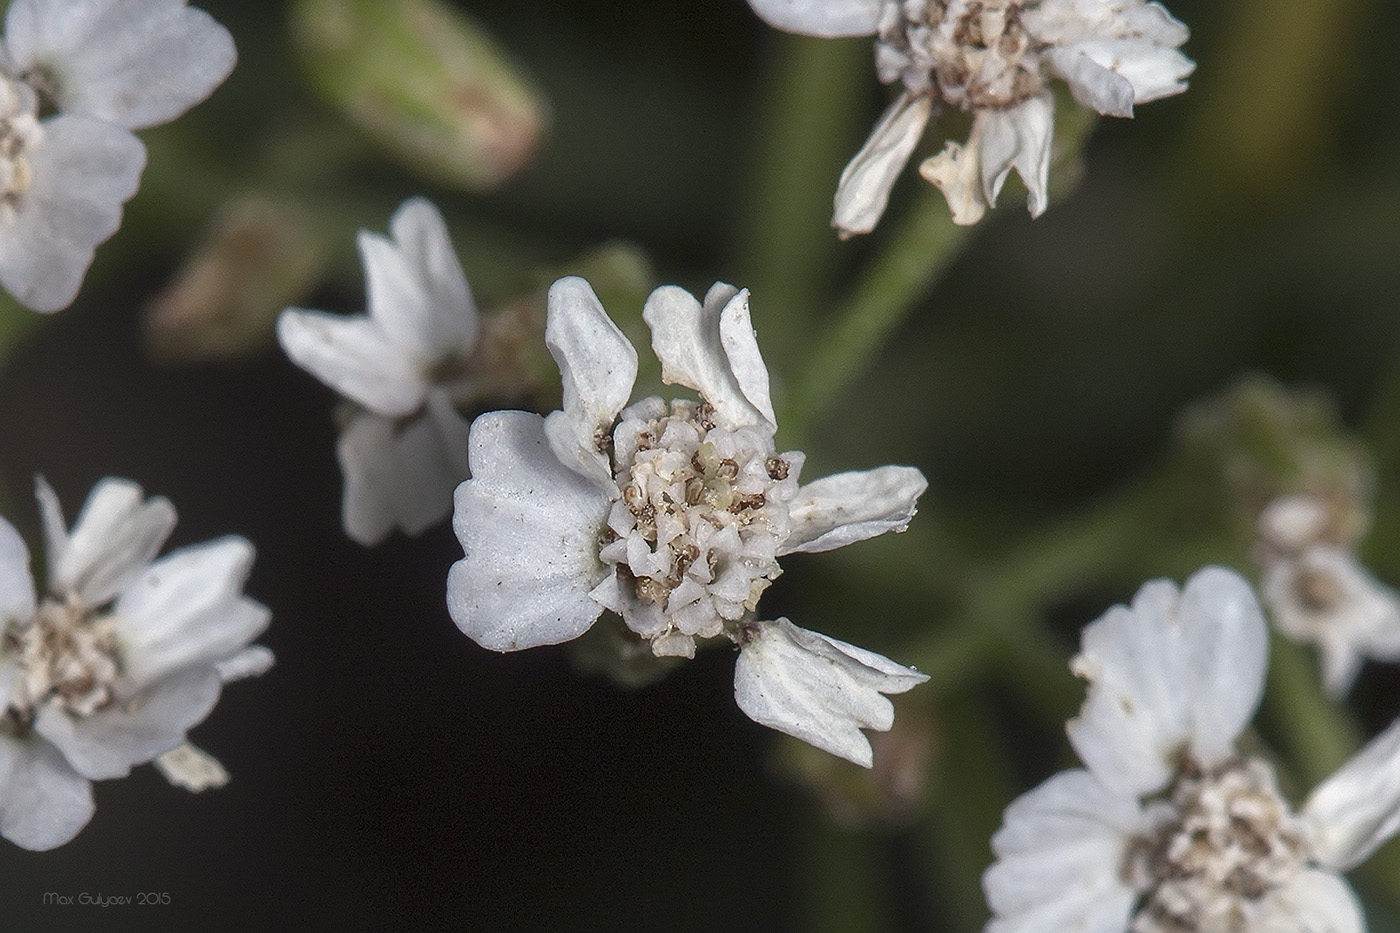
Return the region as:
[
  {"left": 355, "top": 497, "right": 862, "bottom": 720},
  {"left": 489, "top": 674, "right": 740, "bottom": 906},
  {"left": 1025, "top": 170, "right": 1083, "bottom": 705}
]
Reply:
[
  {"left": 0, "top": 0, "right": 235, "bottom": 311},
  {"left": 0, "top": 477, "right": 271, "bottom": 850},
  {"left": 447, "top": 276, "right": 929, "bottom": 764},
  {"left": 1255, "top": 495, "right": 1400, "bottom": 697},
  {"left": 983, "top": 566, "right": 1400, "bottom": 932},
  {"left": 279, "top": 198, "right": 478, "bottom": 546},
  {"left": 746, "top": 0, "right": 1193, "bottom": 233}
]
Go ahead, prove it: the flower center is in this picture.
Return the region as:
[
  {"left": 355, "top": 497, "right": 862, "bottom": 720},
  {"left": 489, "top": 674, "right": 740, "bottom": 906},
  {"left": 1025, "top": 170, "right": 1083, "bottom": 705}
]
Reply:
[
  {"left": 601, "top": 398, "right": 796, "bottom": 655},
  {"left": 1125, "top": 757, "right": 1308, "bottom": 932},
  {"left": 3, "top": 598, "right": 122, "bottom": 728},
  {"left": 876, "top": 0, "right": 1044, "bottom": 109},
  {"left": 0, "top": 75, "right": 41, "bottom": 210}
]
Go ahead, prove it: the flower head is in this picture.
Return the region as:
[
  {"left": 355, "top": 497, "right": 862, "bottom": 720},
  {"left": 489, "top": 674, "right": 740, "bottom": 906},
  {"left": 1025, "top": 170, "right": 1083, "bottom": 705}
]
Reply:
[
  {"left": 279, "top": 198, "right": 478, "bottom": 546},
  {"left": 746, "top": 0, "right": 1193, "bottom": 232},
  {"left": 1255, "top": 494, "right": 1400, "bottom": 697},
  {"left": 0, "top": 477, "right": 271, "bottom": 850},
  {"left": 984, "top": 566, "right": 1400, "bottom": 931},
  {"left": 0, "top": 0, "right": 235, "bottom": 311},
  {"left": 447, "top": 276, "right": 929, "bottom": 764}
]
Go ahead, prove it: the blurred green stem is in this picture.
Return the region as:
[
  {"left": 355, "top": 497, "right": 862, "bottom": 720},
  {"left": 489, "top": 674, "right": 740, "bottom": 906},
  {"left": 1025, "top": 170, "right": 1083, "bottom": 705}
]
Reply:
[
  {"left": 737, "top": 35, "right": 868, "bottom": 376},
  {"left": 799, "top": 815, "right": 884, "bottom": 933},
  {"left": 781, "top": 190, "right": 969, "bottom": 442}
]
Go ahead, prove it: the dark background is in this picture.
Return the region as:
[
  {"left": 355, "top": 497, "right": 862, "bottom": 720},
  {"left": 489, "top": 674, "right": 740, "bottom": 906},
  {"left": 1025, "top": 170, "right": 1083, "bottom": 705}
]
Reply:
[{"left": 3, "top": 0, "right": 1400, "bottom": 928}]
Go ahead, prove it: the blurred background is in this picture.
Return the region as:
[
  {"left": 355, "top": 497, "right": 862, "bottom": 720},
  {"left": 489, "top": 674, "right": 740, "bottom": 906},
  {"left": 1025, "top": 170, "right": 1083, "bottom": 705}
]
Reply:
[{"left": 3, "top": 0, "right": 1400, "bottom": 928}]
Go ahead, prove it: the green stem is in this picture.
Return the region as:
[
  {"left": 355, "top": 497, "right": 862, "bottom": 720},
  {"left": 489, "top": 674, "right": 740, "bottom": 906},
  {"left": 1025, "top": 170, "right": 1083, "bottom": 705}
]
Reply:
[
  {"left": 736, "top": 35, "right": 869, "bottom": 370},
  {"left": 782, "top": 189, "right": 970, "bottom": 441}
]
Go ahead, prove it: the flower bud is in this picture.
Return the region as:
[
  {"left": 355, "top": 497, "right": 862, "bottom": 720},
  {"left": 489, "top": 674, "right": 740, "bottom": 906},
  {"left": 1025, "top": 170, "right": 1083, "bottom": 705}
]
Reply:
[{"left": 290, "top": 0, "right": 547, "bottom": 191}]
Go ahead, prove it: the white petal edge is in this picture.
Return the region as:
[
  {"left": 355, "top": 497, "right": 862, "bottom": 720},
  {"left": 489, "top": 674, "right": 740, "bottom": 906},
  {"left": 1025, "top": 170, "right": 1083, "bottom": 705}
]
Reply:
[
  {"left": 744, "top": 0, "right": 883, "bottom": 37},
  {"left": 448, "top": 410, "right": 612, "bottom": 651},
  {"left": 1303, "top": 716, "right": 1400, "bottom": 871},
  {"left": 643, "top": 284, "right": 774, "bottom": 431},
  {"left": 5, "top": 0, "right": 236, "bottom": 130},
  {"left": 38, "top": 475, "right": 176, "bottom": 607},
  {"left": 780, "top": 465, "right": 927, "bottom": 554},
  {"left": 543, "top": 276, "right": 638, "bottom": 489},
  {"left": 113, "top": 536, "right": 270, "bottom": 691},
  {"left": 33, "top": 664, "right": 222, "bottom": 780},
  {"left": 833, "top": 92, "right": 933, "bottom": 237},
  {"left": 277, "top": 307, "right": 427, "bottom": 417},
  {"left": 0, "top": 115, "right": 144, "bottom": 313},
  {"left": 0, "top": 516, "right": 37, "bottom": 623},
  {"left": 1253, "top": 868, "right": 1364, "bottom": 933},
  {"left": 977, "top": 95, "right": 1055, "bottom": 219},
  {"left": 1067, "top": 567, "right": 1269, "bottom": 798},
  {"left": 734, "top": 618, "right": 927, "bottom": 767},
  {"left": 983, "top": 769, "right": 1141, "bottom": 933},
  {"left": 0, "top": 735, "right": 93, "bottom": 850},
  {"left": 360, "top": 197, "right": 478, "bottom": 362}
]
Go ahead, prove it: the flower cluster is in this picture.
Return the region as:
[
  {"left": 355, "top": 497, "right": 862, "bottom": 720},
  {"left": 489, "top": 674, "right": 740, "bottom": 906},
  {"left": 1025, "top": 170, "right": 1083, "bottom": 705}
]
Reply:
[
  {"left": 0, "top": 0, "right": 235, "bottom": 311},
  {"left": 984, "top": 567, "right": 1400, "bottom": 931},
  {"left": 0, "top": 478, "right": 271, "bottom": 850},
  {"left": 446, "top": 276, "right": 930, "bottom": 765},
  {"left": 278, "top": 198, "right": 477, "bottom": 546},
  {"left": 1254, "top": 494, "right": 1400, "bottom": 697},
  {"left": 746, "top": 0, "right": 1193, "bottom": 231}
]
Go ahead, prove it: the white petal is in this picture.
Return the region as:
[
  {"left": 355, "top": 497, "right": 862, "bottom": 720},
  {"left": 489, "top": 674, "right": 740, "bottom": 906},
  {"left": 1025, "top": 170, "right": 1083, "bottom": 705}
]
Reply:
[
  {"left": 1067, "top": 567, "right": 1268, "bottom": 798},
  {"left": 733, "top": 618, "right": 927, "bottom": 767},
  {"left": 34, "top": 665, "right": 221, "bottom": 780},
  {"left": 919, "top": 135, "right": 989, "bottom": 226},
  {"left": 336, "top": 398, "right": 470, "bottom": 546},
  {"left": 5, "top": 0, "right": 235, "bottom": 129},
  {"left": 1253, "top": 869, "right": 1364, "bottom": 933},
  {"left": 335, "top": 410, "right": 398, "bottom": 547},
  {"left": 542, "top": 276, "right": 638, "bottom": 488},
  {"left": 0, "top": 734, "right": 93, "bottom": 850},
  {"left": 780, "top": 465, "right": 927, "bottom": 554},
  {"left": 744, "top": 0, "right": 883, "bottom": 37},
  {"left": 977, "top": 96, "right": 1055, "bottom": 218},
  {"left": 643, "top": 284, "right": 775, "bottom": 431},
  {"left": 984, "top": 769, "right": 1141, "bottom": 933},
  {"left": 832, "top": 92, "right": 933, "bottom": 237},
  {"left": 360, "top": 197, "right": 478, "bottom": 362},
  {"left": 1046, "top": 47, "right": 1136, "bottom": 117},
  {"left": 0, "top": 516, "right": 37, "bottom": 623},
  {"left": 388, "top": 403, "right": 470, "bottom": 535},
  {"left": 447, "top": 410, "right": 612, "bottom": 651},
  {"left": 214, "top": 645, "right": 273, "bottom": 682},
  {"left": 153, "top": 741, "right": 228, "bottom": 791},
  {"left": 113, "top": 536, "right": 270, "bottom": 690},
  {"left": 39, "top": 476, "right": 176, "bottom": 607},
  {"left": 277, "top": 308, "right": 427, "bottom": 417},
  {"left": 1303, "top": 716, "right": 1400, "bottom": 871},
  {"left": 0, "top": 115, "right": 144, "bottom": 313}
]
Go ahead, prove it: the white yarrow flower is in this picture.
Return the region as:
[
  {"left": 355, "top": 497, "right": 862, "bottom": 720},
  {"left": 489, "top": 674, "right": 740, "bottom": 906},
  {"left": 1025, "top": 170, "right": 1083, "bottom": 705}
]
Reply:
[
  {"left": 279, "top": 198, "right": 477, "bottom": 546},
  {"left": 0, "top": 0, "right": 235, "bottom": 311},
  {"left": 1256, "top": 494, "right": 1400, "bottom": 697},
  {"left": 746, "top": 0, "right": 1194, "bottom": 232},
  {"left": 447, "top": 276, "right": 929, "bottom": 765},
  {"left": 984, "top": 566, "right": 1400, "bottom": 931},
  {"left": 0, "top": 477, "right": 271, "bottom": 850}
]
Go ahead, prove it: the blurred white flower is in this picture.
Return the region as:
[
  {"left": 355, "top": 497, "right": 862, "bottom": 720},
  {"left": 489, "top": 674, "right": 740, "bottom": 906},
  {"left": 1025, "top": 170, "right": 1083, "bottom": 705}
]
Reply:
[
  {"left": 0, "top": 0, "right": 235, "bottom": 311},
  {"left": 984, "top": 566, "right": 1400, "bottom": 931},
  {"left": 279, "top": 198, "right": 477, "bottom": 546},
  {"left": 746, "top": 0, "right": 1193, "bottom": 232},
  {"left": 447, "top": 276, "right": 928, "bottom": 764},
  {"left": 0, "top": 477, "right": 271, "bottom": 850},
  {"left": 1255, "top": 494, "right": 1400, "bottom": 697}
]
